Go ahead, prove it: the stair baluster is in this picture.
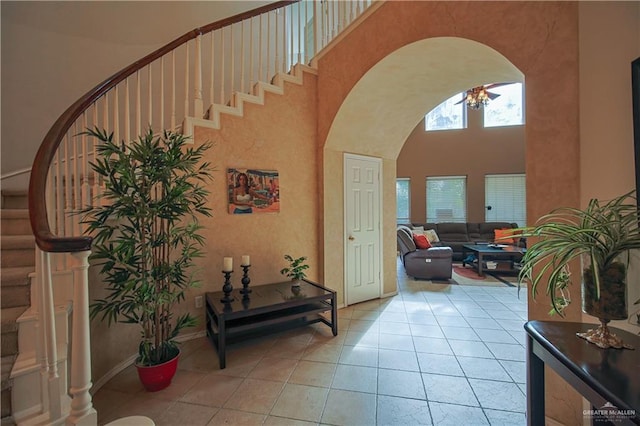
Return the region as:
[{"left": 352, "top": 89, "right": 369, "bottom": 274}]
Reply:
[
  {"left": 41, "top": 250, "right": 62, "bottom": 422},
  {"left": 67, "top": 250, "right": 96, "bottom": 426},
  {"left": 20, "top": 1, "right": 375, "bottom": 424}
]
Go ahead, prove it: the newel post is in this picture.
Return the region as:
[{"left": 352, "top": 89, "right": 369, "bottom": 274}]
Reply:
[{"left": 66, "top": 250, "right": 97, "bottom": 426}]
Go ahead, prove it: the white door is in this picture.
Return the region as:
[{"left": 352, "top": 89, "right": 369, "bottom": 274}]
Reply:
[{"left": 344, "top": 154, "right": 382, "bottom": 305}]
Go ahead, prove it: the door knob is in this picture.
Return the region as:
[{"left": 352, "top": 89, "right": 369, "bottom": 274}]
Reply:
[{"left": 348, "top": 236, "right": 355, "bottom": 241}]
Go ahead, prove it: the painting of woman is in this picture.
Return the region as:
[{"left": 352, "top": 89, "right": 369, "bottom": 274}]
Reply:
[{"left": 228, "top": 169, "right": 278, "bottom": 214}]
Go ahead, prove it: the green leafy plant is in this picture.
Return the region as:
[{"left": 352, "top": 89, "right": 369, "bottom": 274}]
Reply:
[
  {"left": 517, "top": 190, "right": 640, "bottom": 316},
  {"left": 82, "top": 127, "right": 213, "bottom": 366},
  {"left": 280, "top": 254, "right": 309, "bottom": 281}
]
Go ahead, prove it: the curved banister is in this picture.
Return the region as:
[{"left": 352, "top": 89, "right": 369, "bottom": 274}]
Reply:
[
  {"left": 24, "top": 2, "right": 374, "bottom": 422},
  {"left": 28, "top": 0, "right": 297, "bottom": 253}
]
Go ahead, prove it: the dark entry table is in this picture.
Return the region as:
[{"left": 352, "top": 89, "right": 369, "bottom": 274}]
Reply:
[
  {"left": 205, "top": 279, "right": 337, "bottom": 369},
  {"left": 525, "top": 320, "right": 639, "bottom": 425}
]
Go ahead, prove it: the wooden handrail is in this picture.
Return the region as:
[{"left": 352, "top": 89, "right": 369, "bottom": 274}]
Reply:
[{"left": 28, "top": 0, "right": 297, "bottom": 253}]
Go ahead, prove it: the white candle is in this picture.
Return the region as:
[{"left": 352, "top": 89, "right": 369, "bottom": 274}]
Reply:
[
  {"left": 223, "top": 257, "right": 233, "bottom": 272},
  {"left": 241, "top": 255, "right": 250, "bottom": 266}
]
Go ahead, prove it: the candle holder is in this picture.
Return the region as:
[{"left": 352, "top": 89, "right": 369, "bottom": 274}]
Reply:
[
  {"left": 241, "top": 293, "right": 251, "bottom": 309},
  {"left": 220, "top": 270, "right": 234, "bottom": 303},
  {"left": 239, "top": 264, "right": 252, "bottom": 295}
]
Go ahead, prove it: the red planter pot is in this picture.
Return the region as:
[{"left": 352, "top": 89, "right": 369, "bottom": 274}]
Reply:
[{"left": 135, "top": 352, "right": 180, "bottom": 392}]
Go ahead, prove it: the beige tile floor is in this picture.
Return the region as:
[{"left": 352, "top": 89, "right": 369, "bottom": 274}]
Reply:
[{"left": 93, "top": 262, "right": 528, "bottom": 425}]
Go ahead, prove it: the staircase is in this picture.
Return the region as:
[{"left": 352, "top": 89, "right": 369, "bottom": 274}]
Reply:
[
  {"left": 1, "top": 197, "right": 75, "bottom": 425},
  {"left": 12, "top": 1, "right": 376, "bottom": 424},
  {"left": 1, "top": 190, "right": 33, "bottom": 425}
]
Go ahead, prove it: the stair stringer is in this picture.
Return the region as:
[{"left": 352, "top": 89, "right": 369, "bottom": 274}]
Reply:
[
  {"left": 182, "top": 63, "right": 318, "bottom": 135},
  {"left": 10, "top": 257, "right": 74, "bottom": 425},
  {"left": 20, "top": 268, "right": 73, "bottom": 358},
  {"left": 11, "top": 303, "right": 72, "bottom": 425},
  {"left": 28, "top": 265, "right": 74, "bottom": 313}
]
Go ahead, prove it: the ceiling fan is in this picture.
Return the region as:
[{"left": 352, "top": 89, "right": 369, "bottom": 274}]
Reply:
[{"left": 455, "top": 83, "right": 512, "bottom": 109}]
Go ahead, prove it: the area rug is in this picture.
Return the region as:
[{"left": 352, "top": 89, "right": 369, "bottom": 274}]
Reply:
[
  {"left": 397, "top": 257, "right": 518, "bottom": 287},
  {"left": 451, "top": 264, "right": 518, "bottom": 287},
  {"left": 452, "top": 265, "right": 488, "bottom": 280},
  {"left": 486, "top": 271, "right": 520, "bottom": 287}
]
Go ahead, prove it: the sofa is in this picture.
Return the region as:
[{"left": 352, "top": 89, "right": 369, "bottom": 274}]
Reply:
[
  {"left": 397, "top": 225, "right": 453, "bottom": 280},
  {"left": 401, "top": 222, "right": 522, "bottom": 261}
]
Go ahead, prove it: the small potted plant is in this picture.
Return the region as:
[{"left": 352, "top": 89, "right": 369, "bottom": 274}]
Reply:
[
  {"left": 517, "top": 190, "right": 640, "bottom": 349},
  {"left": 280, "top": 254, "right": 309, "bottom": 287},
  {"left": 82, "top": 127, "right": 213, "bottom": 391}
]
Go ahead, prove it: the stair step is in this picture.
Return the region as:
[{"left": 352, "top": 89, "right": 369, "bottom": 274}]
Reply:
[
  {"left": 1, "top": 192, "right": 29, "bottom": 424},
  {"left": 1, "top": 266, "right": 33, "bottom": 287},
  {"left": 0, "top": 292, "right": 30, "bottom": 311},
  {"left": 0, "top": 306, "right": 26, "bottom": 328},
  {"left": 1, "top": 356, "right": 16, "bottom": 387},
  {"left": 1, "top": 354, "right": 16, "bottom": 419},
  {"left": 0, "top": 413, "right": 16, "bottom": 426},
  {"left": 0, "top": 267, "right": 31, "bottom": 310},
  {"left": 0, "top": 236, "right": 35, "bottom": 268},
  {"left": 1, "top": 307, "right": 27, "bottom": 357},
  {"left": 1, "top": 210, "right": 31, "bottom": 236},
  {"left": 1, "top": 190, "right": 27, "bottom": 210}
]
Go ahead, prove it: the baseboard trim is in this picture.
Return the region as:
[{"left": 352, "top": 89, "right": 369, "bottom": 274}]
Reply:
[
  {"left": 90, "top": 330, "right": 206, "bottom": 395},
  {"left": 382, "top": 291, "right": 398, "bottom": 299}
]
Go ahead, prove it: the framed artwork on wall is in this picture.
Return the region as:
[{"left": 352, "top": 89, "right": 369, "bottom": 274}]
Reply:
[{"left": 227, "top": 168, "right": 280, "bottom": 214}]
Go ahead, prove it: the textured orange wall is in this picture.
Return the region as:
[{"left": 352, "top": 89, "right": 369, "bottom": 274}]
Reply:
[
  {"left": 398, "top": 115, "right": 526, "bottom": 223},
  {"left": 578, "top": 2, "right": 640, "bottom": 337},
  {"left": 317, "top": 1, "right": 581, "bottom": 423},
  {"left": 192, "top": 72, "right": 320, "bottom": 292}
]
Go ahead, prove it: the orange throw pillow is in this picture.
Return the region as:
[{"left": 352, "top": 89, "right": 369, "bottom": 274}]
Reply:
[
  {"left": 494, "top": 228, "right": 516, "bottom": 245},
  {"left": 413, "top": 233, "right": 432, "bottom": 249}
]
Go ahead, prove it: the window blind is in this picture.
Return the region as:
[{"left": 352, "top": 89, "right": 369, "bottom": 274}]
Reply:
[
  {"left": 426, "top": 176, "right": 467, "bottom": 223},
  {"left": 396, "top": 178, "right": 410, "bottom": 223},
  {"left": 485, "top": 173, "right": 526, "bottom": 226}
]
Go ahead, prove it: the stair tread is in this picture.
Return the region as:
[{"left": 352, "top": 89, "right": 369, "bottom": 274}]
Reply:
[
  {"left": 1, "top": 267, "right": 33, "bottom": 285},
  {"left": 0, "top": 307, "right": 28, "bottom": 328},
  {"left": 0, "top": 190, "right": 27, "bottom": 197},
  {"left": 1, "top": 355, "right": 16, "bottom": 387},
  {"left": 0, "top": 235, "right": 35, "bottom": 248},
  {"left": 0, "top": 210, "right": 29, "bottom": 219}
]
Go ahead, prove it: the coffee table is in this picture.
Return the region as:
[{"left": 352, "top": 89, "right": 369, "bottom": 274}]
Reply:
[
  {"left": 462, "top": 243, "right": 525, "bottom": 277},
  {"left": 205, "top": 279, "right": 337, "bottom": 369}
]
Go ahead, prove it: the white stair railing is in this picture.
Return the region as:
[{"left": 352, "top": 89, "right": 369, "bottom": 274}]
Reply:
[
  {"left": 39, "top": 0, "right": 373, "bottom": 248},
  {"left": 26, "top": 1, "right": 374, "bottom": 424}
]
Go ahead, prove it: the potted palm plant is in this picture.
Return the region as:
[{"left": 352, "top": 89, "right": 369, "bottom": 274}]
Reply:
[
  {"left": 280, "top": 254, "right": 309, "bottom": 288},
  {"left": 82, "top": 127, "right": 213, "bottom": 391},
  {"left": 518, "top": 190, "right": 640, "bottom": 349}
]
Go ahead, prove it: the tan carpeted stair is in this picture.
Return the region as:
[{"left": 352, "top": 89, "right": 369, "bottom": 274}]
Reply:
[{"left": 1, "top": 190, "right": 33, "bottom": 424}]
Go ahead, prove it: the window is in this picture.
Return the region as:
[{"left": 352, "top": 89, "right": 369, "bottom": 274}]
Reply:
[
  {"left": 485, "top": 174, "right": 526, "bottom": 226},
  {"left": 425, "top": 92, "right": 466, "bottom": 131},
  {"left": 426, "top": 176, "right": 467, "bottom": 223},
  {"left": 396, "top": 178, "right": 410, "bottom": 223},
  {"left": 484, "top": 82, "right": 524, "bottom": 128}
]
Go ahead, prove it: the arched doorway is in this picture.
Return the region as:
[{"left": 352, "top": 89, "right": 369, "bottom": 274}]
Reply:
[
  {"left": 316, "top": 2, "right": 581, "bottom": 422},
  {"left": 323, "top": 37, "right": 524, "bottom": 305}
]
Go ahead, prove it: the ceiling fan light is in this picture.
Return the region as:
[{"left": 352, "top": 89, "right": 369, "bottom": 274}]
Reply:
[{"left": 465, "top": 85, "right": 492, "bottom": 110}]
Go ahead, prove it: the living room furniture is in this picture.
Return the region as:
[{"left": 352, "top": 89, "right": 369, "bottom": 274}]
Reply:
[
  {"left": 397, "top": 226, "right": 453, "bottom": 280},
  {"left": 402, "top": 222, "right": 523, "bottom": 261},
  {"left": 205, "top": 279, "right": 337, "bottom": 369},
  {"left": 525, "top": 320, "right": 640, "bottom": 426},
  {"left": 462, "top": 243, "right": 525, "bottom": 277}
]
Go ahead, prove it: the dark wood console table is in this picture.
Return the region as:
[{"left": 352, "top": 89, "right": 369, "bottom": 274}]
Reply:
[
  {"left": 462, "top": 243, "right": 524, "bottom": 277},
  {"left": 525, "top": 320, "right": 639, "bottom": 426},
  {"left": 205, "top": 279, "right": 337, "bottom": 369}
]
